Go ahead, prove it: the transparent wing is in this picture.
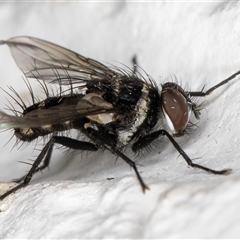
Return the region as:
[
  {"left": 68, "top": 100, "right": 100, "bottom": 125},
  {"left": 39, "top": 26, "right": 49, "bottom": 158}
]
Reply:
[
  {"left": 0, "top": 93, "right": 115, "bottom": 129},
  {"left": 0, "top": 36, "right": 119, "bottom": 85}
]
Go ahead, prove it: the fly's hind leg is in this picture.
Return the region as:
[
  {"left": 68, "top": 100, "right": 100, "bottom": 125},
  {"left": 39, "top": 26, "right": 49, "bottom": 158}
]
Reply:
[
  {"left": 13, "top": 142, "right": 55, "bottom": 183},
  {"left": 0, "top": 136, "right": 98, "bottom": 200}
]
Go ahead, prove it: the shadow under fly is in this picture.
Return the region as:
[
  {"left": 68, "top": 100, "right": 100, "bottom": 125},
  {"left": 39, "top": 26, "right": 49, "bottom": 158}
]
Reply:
[{"left": 0, "top": 36, "right": 240, "bottom": 200}]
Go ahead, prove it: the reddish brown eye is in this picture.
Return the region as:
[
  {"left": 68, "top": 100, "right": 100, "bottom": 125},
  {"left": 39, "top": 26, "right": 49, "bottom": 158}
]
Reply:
[{"left": 162, "top": 88, "right": 189, "bottom": 132}]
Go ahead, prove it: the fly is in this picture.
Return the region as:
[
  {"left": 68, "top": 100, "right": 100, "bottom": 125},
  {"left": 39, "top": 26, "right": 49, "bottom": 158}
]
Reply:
[{"left": 0, "top": 36, "right": 240, "bottom": 200}]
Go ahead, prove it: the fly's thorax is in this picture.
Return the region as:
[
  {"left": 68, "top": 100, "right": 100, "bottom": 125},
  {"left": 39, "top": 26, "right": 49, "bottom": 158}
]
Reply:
[
  {"left": 112, "top": 80, "right": 161, "bottom": 147},
  {"left": 84, "top": 77, "right": 160, "bottom": 148},
  {"left": 160, "top": 82, "right": 195, "bottom": 137}
]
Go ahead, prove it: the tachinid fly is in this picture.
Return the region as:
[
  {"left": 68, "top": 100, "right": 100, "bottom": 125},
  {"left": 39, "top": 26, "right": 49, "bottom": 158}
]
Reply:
[{"left": 0, "top": 36, "right": 240, "bottom": 200}]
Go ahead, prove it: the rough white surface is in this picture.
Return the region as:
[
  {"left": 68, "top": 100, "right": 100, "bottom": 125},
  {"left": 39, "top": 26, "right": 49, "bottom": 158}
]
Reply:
[{"left": 0, "top": 2, "right": 240, "bottom": 238}]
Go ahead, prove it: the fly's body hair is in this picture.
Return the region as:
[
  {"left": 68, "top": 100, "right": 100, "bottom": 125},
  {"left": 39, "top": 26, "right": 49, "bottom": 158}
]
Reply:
[
  {"left": 0, "top": 36, "right": 240, "bottom": 200},
  {"left": 1, "top": 75, "right": 90, "bottom": 155}
]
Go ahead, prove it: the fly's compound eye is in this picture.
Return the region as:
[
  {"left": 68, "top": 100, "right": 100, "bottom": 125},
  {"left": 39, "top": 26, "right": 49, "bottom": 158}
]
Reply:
[{"left": 161, "top": 86, "right": 190, "bottom": 135}]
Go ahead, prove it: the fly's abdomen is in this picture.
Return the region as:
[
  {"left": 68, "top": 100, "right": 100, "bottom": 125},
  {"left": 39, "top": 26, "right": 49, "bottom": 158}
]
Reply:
[
  {"left": 14, "top": 95, "right": 85, "bottom": 142},
  {"left": 14, "top": 121, "right": 72, "bottom": 141}
]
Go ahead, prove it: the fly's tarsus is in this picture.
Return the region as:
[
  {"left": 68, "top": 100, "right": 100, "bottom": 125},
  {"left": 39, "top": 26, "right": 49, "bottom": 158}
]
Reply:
[{"left": 0, "top": 36, "right": 239, "bottom": 200}]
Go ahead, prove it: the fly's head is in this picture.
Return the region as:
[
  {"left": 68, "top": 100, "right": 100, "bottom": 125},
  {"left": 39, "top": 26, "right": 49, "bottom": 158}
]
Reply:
[{"left": 161, "top": 82, "right": 201, "bottom": 137}]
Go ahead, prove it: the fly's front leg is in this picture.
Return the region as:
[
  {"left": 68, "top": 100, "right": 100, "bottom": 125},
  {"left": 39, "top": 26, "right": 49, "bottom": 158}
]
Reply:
[
  {"left": 132, "top": 131, "right": 162, "bottom": 152},
  {"left": 0, "top": 136, "right": 98, "bottom": 200},
  {"left": 132, "top": 129, "right": 231, "bottom": 175}
]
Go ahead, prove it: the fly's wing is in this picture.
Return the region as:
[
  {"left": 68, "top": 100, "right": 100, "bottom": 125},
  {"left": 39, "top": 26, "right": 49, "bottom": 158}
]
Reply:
[
  {"left": 0, "top": 37, "right": 120, "bottom": 85},
  {"left": 0, "top": 93, "right": 115, "bottom": 129}
]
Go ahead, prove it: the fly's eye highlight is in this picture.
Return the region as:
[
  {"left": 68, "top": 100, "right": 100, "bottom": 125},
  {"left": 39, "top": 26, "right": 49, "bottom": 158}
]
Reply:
[{"left": 161, "top": 86, "right": 189, "bottom": 133}]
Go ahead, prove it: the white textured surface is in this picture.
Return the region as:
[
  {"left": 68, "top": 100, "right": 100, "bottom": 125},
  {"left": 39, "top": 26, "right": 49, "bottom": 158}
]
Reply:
[{"left": 1, "top": 2, "right": 240, "bottom": 238}]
